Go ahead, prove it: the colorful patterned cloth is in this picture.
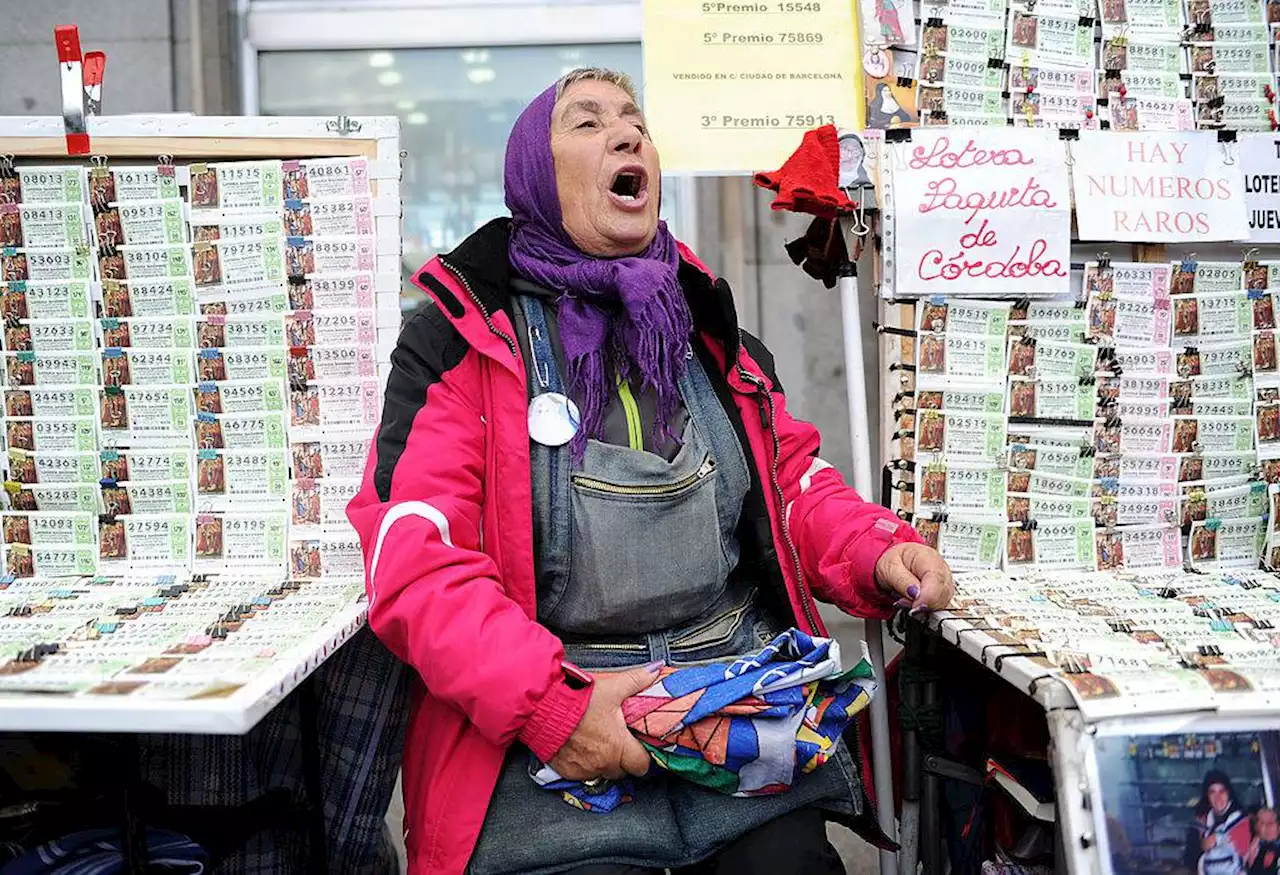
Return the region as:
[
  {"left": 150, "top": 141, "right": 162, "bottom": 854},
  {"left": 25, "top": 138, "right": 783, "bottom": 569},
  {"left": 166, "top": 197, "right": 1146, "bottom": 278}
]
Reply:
[{"left": 530, "top": 628, "right": 878, "bottom": 813}]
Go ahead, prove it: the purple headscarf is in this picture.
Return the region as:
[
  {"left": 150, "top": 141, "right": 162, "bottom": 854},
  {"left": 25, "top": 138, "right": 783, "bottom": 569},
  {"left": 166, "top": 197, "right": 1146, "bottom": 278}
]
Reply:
[{"left": 505, "top": 82, "right": 692, "bottom": 460}]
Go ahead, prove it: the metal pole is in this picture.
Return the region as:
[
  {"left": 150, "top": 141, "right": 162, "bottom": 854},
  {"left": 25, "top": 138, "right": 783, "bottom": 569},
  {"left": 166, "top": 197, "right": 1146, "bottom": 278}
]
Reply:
[{"left": 837, "top": 217, "right": 898, "bottom": 875}]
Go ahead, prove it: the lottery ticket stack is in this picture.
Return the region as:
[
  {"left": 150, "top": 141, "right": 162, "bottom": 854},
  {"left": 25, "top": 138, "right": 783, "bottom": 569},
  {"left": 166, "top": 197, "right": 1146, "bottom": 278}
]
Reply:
[
  {"left": 898, "top": 255, "right": 1280, "bottom": 576},
  {"left": 911, "top": 0, "right": 1280, "bottom": 130},
  {"left": 0, "top": 157, "right": 377, "bottom": 582}
]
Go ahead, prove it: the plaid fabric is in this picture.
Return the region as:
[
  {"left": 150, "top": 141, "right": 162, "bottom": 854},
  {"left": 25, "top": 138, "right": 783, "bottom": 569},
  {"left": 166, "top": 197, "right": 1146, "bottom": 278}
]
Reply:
[
  {"left": 531, "top": 628, "right": 877, "bottom": 814},
  {"left": 137, "top": 628, "right": 410, "bottom": 874}
]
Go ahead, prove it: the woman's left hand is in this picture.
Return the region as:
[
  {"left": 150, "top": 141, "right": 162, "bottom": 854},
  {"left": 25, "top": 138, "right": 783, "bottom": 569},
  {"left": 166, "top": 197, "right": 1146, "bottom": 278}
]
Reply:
[{"left": 874, "top": 542, "right": 955, "bottom": 615}]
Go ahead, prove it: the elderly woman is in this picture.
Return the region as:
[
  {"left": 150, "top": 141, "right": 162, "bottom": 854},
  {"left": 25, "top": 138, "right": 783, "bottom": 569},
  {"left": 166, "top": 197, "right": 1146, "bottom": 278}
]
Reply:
[{"left": 348, "top": 68, "right": 953, "bottom": 875}]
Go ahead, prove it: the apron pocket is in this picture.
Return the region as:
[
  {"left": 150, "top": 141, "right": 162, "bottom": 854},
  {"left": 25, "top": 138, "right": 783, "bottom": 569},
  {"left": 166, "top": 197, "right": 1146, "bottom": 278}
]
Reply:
[{"left": 550, "top": 452, "right": 729, "bottom": 635}]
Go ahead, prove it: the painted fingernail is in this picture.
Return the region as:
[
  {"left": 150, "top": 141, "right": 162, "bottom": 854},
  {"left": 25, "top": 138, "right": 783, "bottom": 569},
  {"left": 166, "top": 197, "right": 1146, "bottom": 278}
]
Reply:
[
  {"left": 894, "top": 599, "right": 912, "bottom": 609},
  {"left": 910, "top": 605, "right": 928, "bottom": 616},
  {"left": 644, "top": 660, "right": 664, "bottom": 672},
  {"left": 907, "top": 584, "right": 920, "bottom": 599}
]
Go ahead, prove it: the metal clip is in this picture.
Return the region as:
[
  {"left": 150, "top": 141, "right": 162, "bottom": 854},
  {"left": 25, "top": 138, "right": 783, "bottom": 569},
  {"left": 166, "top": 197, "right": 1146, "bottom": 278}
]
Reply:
[{"left": 326, "top": 115, "right": 363, "bottom": 135}]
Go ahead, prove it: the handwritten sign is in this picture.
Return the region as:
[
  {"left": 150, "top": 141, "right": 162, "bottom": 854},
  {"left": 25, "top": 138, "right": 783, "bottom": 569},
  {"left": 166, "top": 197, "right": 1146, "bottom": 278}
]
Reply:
[
  {"left": 891, "top": 129, "right": 1071, "bottom": 298},
  {"left": 1240, "top": 133, "right": 1280, "bottom": 243},
  {"left": 1073, "top": 131, "right": 1249, "bottom": 242},
  {"left": 642, "top": 0, "right": 862, "bottom": 173}
]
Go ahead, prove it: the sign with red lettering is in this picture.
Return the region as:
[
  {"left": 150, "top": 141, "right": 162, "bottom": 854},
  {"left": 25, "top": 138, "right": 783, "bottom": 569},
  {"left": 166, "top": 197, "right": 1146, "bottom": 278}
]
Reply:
[
  {"left": 1240, "top": 134, "right": 1280, "bottom": 243},
  {"left": 1073, "top": 131, "right": 1249, "bottom": 242},
  {"left": 891, "top": 130, "right": 1071, "bottom": 299}
]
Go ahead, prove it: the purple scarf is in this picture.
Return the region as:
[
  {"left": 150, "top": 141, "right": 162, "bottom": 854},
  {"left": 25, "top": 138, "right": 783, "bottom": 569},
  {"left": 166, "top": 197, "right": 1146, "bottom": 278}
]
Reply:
[{"left": 505, "top": 83, "right": 691, "bottom": 460}]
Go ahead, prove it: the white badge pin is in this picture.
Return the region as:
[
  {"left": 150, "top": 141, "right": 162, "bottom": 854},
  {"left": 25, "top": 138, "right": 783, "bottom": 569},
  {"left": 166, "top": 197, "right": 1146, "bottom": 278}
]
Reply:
[{"left": 528, "top": 392, "right": 580, "bottom": 447}]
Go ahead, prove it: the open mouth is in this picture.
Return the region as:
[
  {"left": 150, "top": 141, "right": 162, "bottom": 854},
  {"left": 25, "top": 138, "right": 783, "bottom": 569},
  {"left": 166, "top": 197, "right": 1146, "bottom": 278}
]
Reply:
[{"left": 608, "top": 166, "right": 648, "bottom": 203}]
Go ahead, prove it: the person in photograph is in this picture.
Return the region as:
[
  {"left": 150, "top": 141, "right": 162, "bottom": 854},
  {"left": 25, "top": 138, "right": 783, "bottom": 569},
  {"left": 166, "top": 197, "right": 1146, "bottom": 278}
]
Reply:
[
  {"left": 1248, "top": 808, "right": 1280, "bottom": 875},
  {"left": 1012, "top": 12, "right": 1038, "bottom": 47},
  {"left": 1186, "top": 771, "right": 1252, "bottom": 875},
  {"left": 1257, "top": 333, "right": 1278, "bottom": 372}
]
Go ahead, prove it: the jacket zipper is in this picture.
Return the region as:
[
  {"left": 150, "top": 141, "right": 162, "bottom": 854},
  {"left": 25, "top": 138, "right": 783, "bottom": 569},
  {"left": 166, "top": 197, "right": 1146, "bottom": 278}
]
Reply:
[
  {"left": 439, "top": 257, "right": 518, "bottom": 359},
  {"left": 737, "top": 365, "right": 820, "bottom": 634},
  {"left": 573, "top": 454, "right": 715, "bottom": 497}
]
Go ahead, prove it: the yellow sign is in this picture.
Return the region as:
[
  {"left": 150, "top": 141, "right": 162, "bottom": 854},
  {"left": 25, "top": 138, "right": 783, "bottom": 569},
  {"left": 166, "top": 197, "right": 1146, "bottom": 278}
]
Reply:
[{"left": 642, "top": 0, "right": 863, "bottom": 174}]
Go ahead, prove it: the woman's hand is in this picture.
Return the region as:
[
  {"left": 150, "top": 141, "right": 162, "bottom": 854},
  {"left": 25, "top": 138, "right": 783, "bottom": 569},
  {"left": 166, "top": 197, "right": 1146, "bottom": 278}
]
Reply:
[
  {"left": 875, "top": 542, "right": 955, "bottom": 614},
  {"left": 548, "top": 664, "right": 659, "bottom": 781}
]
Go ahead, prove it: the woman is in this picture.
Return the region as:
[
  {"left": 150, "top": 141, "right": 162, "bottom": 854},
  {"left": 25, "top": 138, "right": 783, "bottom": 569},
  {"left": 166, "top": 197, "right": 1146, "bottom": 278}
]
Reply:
[
  {"left": 1186, "top": 771, "right": 1252, "bottom": 875},
  {"left": 349, "top": 68, "right": 953, "bottom": 875}
]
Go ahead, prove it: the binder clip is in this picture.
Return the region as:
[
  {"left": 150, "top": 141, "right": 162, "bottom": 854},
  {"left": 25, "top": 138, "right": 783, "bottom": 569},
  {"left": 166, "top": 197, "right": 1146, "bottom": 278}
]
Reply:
[{"left": 53, "top": 25, "right": 105, "bottom": 156}]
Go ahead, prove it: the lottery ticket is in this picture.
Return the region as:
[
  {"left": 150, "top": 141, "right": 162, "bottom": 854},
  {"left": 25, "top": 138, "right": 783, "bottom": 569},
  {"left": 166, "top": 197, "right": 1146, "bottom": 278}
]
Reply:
[
  {"left": 101, "top": 480, "right": 193, "bottom": 516},
  {"left": 1005, "top": 517, "right": 1097, "bottom": 573},
  {"left": 283, "top": 157, "right": 371, "bottom": 200},
  {"left": 915, "top": 408, "right": 1008, "bottom": 458},
  {"left": 290, "top": 432, "right": 372, "bottom": 481},
  {"left": 1, "top": 512, "right": 95, "bottom": 550},
  {"left": 196, "top": 314, "right": 285, "bottom": 350},
  {"left": 1181, "top": 398, "right": 1251, "bottom": 417},
  {"left": 193, "top": 512, "right": 287, "bottom": 573},
  {"left": 192, "top": 238, "right": 285, "bottom": 292},
  {"left": 101, "top": 245, "right": 191, "bottom": 284},
  {"left": 197, "top": 288, "right": 289, "bottom": 317},
  {"left": 99, "top": 316, "right": 194, "bottom": 350},
  {"left": 1086, "top": 261, "right": 1172, "bottom": 298},
  {"left": 3, "top": 281, "right": 91, "bottom": 321},
  {"left": 4, "top": 249, "right": 92, "bottom": 283},
  {"left": 916, "top": 460, "right": 1006, "bottom": 516},
  {"left": 286, "top": 274, "right": 376, "bottom": 312},
  {"left": 2, "top": 542, "right": 96, "bottom": 578},
  {"left": 188, "top": 161, "right": 284, "bottom": 213},
  {"left": 98, "top": 514, "right": 192, "bottom": 571},
  {"left": 1008, "top": 377, "right": 1097, "bottom": 420},
  {"left": 1171, "top": 292, "right": 1255, "bottom": 340},
  {"left": 1212, "top": 21, "right": 1268, "bottom": 39},
  {"left": 1255, "top": 401, "right": 1280, "bottom": 458},
  {"left": 916, "top": 381, "right": 1007, "bottom": 414},
  {"left": 1007, "top": 11, "right": 1096, "bottom": 67},
  {"left": 103, "top": 165, "right": 181, "bottom": 203},
  {"left": 1109, "top": 70, "right": 1187, "bottom": 99},
  {"left": 1114, "top": 399, "right": 1174, "bottom": 420},
  {"left": 101, "top": 278, "right": 195, "bottom": 319},
  {"left": 6, "top": 450, "right": 99, "bottom": 484},
  {"left": 284, "top": 237, "right": 375, "bottom": 278},
  {"left": 923, "top": 112, "right": 1008, "bottom": 127},
  {"left": 919, "top": 333, "right": 1007, "bottom": 382},
  {"left": 1095, "top": 417, "right": 1176, "bottom": 453},
  {"left": 1010, "top": 322, "right": 1089, "bottom": 344},
  {"left": 288, "top": 380, "right": 380, "bottom": 437},
  {"left": 1107, "top": 481, "right": 1180, "bottom": 526},
  {"left": 189, "top": 215, "right": 284, "bottom": 243},
  {"left": 14, "top": 167, "right": 84, "bottom": 204},
  {"left": 287, "top": 532, "right": 363, "bottom": 580},
  {"left": 96, "top": 200, "right": 186, "bottom": 248},
  {"left": 1010, "top": 91, "right": 1096, "bottom": 122},
  {"left": 1179, "top": 452, "right": 1257, "bottom": 483},
  {"left": 99, "top": 448, "right": 192, "bottom": 484},
  {"left": 1189, "top": 0, "right": 1266, "bottom": 24},
  {"left": 3, "top": 319, "right": 95, "bottom": 354},
  {"left": 99, "top": 385, "right": 193, "bottom": 446},
  {"left": 1181, "top": 337, "right": 1253, "bottom": 377},
  {"left": 287, "top": 345, "right": 376, "bottom": 383},
  {"left": 282, "top": 197, "right": 375, "bottom": 238},
  {"left": 1255, "top": 330, "right": 1280, "bottom": 383},
  {"left": 1103, "top": 35, "right": 1185, "bottom": 72},
  {"left": 101, "top": 348, "right": 194, "bottom": 387},
  {"left": 1182, "top": 481, "right": 1268, "bottom": 524},
  {"left": 1109, "top": 452, "right": 1180, "bottom": 482},
  {"left": 6, "top": 386, "right": 95, "bottom": 419},
  {"left": 1189, "top": 41, "right": 1272, "bottom": 73},
  {"left": 195, "top": 348, "right": 287, "bottom": 383},
  {"left": 920, "top": 54, "right": 1006, "bottom": 89},
  {"left": 3, "top": 204, "right": 89, "bottom": 250},
  {"left": 194, "top": 448, "right": 288, "bottom": 510},
  {"left": 917, "top": 299, "right": 1010, "bottom": 336},
  {"left": 915, "top": 517, "right": 1005, "bottom": 570},
  {"left": 1096, "top": 525, "right": 1183, "bottom": 571},
  {"left": 1171, "top": 374, "right": 1253, "bottom": 404},
  {"left": 919, "top": 85, "right": 1006, "bottom": 117},
  {"left": 194, "top": 380, "right": 286, "bottom": 415},
  {"left": 4, "top": 352, "right": 98, "bottom": 386},
  {"left": 284, "top": 310, "right": 375, "bottom": 348},
  {"left": 194, "top": 411, "right": 288, "bottom": 451},
  {"left": 1101, "top": 0, "right": 1185, "bottom": 28},
  {"left": 1007, "top": 442, "right": 1097, "bottom": 479},
  {"left": 1026, "top": 470, "right": 1095, "bottom": 497},
  {"left": 1009, "top": 66, "right": 1094, "bottom": 95},
  {"left": 1193, "top": 72, "right": 1272, "bottom": 101},
  {"left": 1102, "top": 374, "right": 1172, "bottom": 403},
  {"left": 1006, "top": 491, "right": 1094, "bottom": 523},
  {"left": 1197, "top": 97, "right": 1276, "bottom": 130},
  {"left": 1188, "top": 516, "right": 1266, "bottom": 570},
  {"left": 1008, "top": 337, "right": 1096, "bottom": 379},
  {"left": 290, "top": 477, "right": 360, "bottom": 531},
  {"left": 1172, "top": 415, "right": 1256, "bottom": 453},
  {"left": 5, "top": 418, "right": 97, "bottom": 454},
  {"left": 4, "top": 483, "right": 100, "bottom": 514},
  {"left": 1107, "top": 94, "right": 1196, "bottom": 130}
]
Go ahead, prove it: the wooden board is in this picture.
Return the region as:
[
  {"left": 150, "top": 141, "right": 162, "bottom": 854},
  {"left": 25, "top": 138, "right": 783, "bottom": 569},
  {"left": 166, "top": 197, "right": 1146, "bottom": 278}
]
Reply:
[{"left": 0, "top": 136, "right": 378, "bottom": 160}]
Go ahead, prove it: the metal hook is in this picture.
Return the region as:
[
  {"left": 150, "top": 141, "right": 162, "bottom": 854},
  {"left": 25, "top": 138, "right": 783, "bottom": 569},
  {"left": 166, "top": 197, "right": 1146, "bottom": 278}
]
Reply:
[
  {"left": 90, "top": 155, "right": 108, "bottom": 169},
  {"left": 1063, "top": 139, "right": 1075, "bottom": 167},
  {"left": 850, "top": 193, "right": 871, "bottom": 237},
  {"left": 1222, "top": 140, "right": 1237, "bottom": 165},
  {"left": 158, "top": 153, "right": 173, "bottom": 167}
]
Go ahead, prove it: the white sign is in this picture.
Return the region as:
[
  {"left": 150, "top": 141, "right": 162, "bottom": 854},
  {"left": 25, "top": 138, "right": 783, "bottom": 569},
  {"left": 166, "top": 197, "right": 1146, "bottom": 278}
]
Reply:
[
  {"left": 1240, "top": 133, "right": 1280, "bottom": 243},
  {"left": 1072, "top": 131, "right": 1249, "bottom": 242},
  {"left": 891, "top": 129, "right": 1072, "bottom": 298}
]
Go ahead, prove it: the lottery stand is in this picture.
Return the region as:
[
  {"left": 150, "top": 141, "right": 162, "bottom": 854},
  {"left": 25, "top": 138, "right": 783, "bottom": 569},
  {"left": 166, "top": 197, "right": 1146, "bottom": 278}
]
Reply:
[
  {"left": 0, "top": 112, "right": 402, "bottom": 870},
  {"left": 815, "top": 118, "right": 1280, "bottom": 875}
]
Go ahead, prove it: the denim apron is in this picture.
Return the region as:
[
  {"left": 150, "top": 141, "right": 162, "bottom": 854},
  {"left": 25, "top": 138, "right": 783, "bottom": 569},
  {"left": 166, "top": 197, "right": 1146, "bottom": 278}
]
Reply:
[{"left": 466, "top": 295, "right": 861, "bottom": 875}]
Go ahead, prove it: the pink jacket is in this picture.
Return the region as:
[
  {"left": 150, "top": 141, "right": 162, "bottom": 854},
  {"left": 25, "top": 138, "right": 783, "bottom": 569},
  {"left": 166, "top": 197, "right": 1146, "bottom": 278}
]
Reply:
[{"left": 347, "top": 220, "right": 920, "bottom": 873}]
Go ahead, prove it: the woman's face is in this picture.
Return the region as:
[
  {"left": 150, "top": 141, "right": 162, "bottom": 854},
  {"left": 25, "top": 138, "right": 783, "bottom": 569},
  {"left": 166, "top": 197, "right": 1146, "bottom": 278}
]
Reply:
[
  {"left": 549, "top": 79, "right": 661, "bottom": 257},
  {"left": 1208, "top": 782, "right": 1231, "bottom": 814}
]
